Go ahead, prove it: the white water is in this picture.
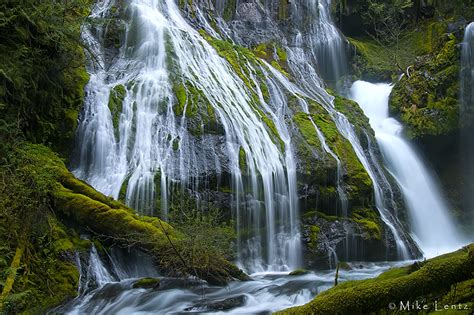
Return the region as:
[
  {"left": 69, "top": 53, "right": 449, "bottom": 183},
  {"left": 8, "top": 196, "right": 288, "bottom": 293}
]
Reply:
[{"left": 350, "top": 81, "right": 465, "bottom": 257}]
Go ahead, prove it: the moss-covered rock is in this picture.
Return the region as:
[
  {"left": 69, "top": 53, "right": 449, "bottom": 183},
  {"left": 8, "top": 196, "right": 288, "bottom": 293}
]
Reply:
[
  {"left": 132, "top": 277, "right": 160, "bottom": 289},
  {"left": 348, "top": 20, "right": 448, "bottom": 82},
  {"left": 278, "top": 244, "right": 474, "bottom": 314},
  {"left": 288, "top": 269, "right": 309, "bottom": 276},
  {"left": 390, "top": 33, "right": 461, "bottom": 139}
]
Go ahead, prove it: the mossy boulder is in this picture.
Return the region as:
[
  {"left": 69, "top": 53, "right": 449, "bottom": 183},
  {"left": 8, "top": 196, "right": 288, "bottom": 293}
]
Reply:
[{"left": 278, "top": 244, "right": 474, "bottom": 314}]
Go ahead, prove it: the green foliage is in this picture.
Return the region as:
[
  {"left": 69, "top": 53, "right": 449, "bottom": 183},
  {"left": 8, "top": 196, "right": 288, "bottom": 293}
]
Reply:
[
  {"left": 361, "top": 0, "right": 413, "bottom": 39},
  {"left": 278, "top": 244, "right": 474, "bottom": 314},
  {"left": 0, "top": 0, "right": 91, "bottom": 156},
  {"left": 348, "top": 19, "right": 446, "bottom": 80},
  {"left": 308, "top": 226, "right": 321, "bottom": 249},
  {"left": 223, "top": 0, "right": 237, "bottom": 21},
  {"left": 170, "top": 204, "right": 237, "bottom": 261},
  {"left": 278, "top": 0, "right": 289, "bottom": 20},
  {"left": 351, "top": 207, "right": 382, "bottom": 240},
  {"left": 0, "top": 142, "right": 84, "bottom": 313}
]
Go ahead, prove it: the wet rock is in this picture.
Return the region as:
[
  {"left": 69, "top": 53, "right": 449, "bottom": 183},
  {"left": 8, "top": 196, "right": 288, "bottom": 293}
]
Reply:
[{"left": 185, "top": 295, "right": 247, "bottom": 311}]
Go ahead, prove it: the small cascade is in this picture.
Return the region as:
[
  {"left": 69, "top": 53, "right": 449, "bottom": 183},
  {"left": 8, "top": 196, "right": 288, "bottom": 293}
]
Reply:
[
  {"left": 350, "top": 80, "right": 465, "bottom": 257},
  {"left": 460, "top": 22, "right": 474, "bottom": 227},
  {"left": 87, "top": 245, "right": 114, "bottom": 288}
]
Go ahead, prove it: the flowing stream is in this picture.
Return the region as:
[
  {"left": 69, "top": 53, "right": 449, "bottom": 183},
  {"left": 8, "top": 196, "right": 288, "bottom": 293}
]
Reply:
[
  {"left": 55, "top": 246, "right": 407, "bottom": 314},
  {"left": 350, "top": 81, "right": 465, "bottom": 257}
]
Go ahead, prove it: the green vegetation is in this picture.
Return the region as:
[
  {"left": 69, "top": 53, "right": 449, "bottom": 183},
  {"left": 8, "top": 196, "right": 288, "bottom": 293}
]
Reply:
[
  {"left": 278, "top": 244, "right": 474, "bottom": 314},
  {"left": 308, "top": 226, "right": 321, "bottom": 249},
  {"left": 390, "top": 33, "right": 460, "bottom": 139},
  {"left": 0, "top": 0, "right": 91, "bottom": 156},
  {"left": 223, "top": 0, "right": 237, "bottom": 21},
  {"left": 348, "top": 20, "right": 446, "bottom": 81}
]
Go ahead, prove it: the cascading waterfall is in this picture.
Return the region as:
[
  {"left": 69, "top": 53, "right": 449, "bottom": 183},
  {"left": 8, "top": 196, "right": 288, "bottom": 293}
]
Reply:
[
  {"left": 350, "top": 81, "right": 464, "bottom": 257},
  {"left": 74, "top": 0, "right": 301, "bottom": 272},
  {"left": 460, "top": 22, "right": 474, "bottom": 227},
  {"left": 284, "top": 0, "right": 413, "bottom": 260},
  {"left": 268, "top": 67, "right": 411, "bottom": 260}
]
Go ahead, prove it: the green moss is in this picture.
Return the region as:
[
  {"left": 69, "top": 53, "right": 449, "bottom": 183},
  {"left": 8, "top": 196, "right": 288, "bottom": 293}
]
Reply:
[
  {"left": 108, "top": 84, "right": 126, "bottom": 133},
  {"left": 223, "top": 0, "right": 236, "bottom": 21},
  {"left": 172, "top": 138, "right": 180, "bottom": 151},
  {"left": 348, "top": 20, "right": 447, "bottom": 81},
  {"left": 252, "top": 42, "right": 289, "bottom": 77},
  {"left": 389, "top": 34, "right": 460, "bottom": 139},
  {"left": 351, "top": 207, "right": 382, "bottom": 240},
  {"left": 308, "top": 226, "right": 320, "bottom": 249},
  {"left": 132, "top": 277, "right": 160, "bottom": 289},
  {"left": 118, "top": 175, "right": 130, "bottom": 203},
  {"left": 298, "top": 99, "right": 372, "bottom": 202},
  {"left": 278, "top": 0, "right": 289, "bottom": 20},
  {"left": 293, "top": 113, "right": 323, "bottom": 152},
  {"left": 0, "top": 0, "right": 92, "bottom": 157},
  {"left": 239, "top": 147, "right": 247, "bottom": 170},
  {"left": 173, "top": 82, "right": 187, "bottom": 116},
  {"left": 278, "top": 244, "right": 474, "bottom": 314}
]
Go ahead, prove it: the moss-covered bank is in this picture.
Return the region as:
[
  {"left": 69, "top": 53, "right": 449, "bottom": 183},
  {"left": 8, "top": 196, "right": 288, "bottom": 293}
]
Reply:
[
  {"left": 0, "top": 142, "right": 248, "bottom": 313},
  {"left": 278, "top": 243, "right": 474, "bottom": 314}
]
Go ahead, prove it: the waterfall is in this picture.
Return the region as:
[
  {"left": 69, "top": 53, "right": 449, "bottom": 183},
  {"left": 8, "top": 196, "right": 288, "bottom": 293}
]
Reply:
[
  {"left": 273, "top": 0, "right": 412, "bottom": 259},
  {"left": 350, "top": 81, "right": 465, "bottom": 257},
  {"left": 461, "top": 22, "right": 474, "bottom": 228},
  {"left": 267, "top": 66, "right": 411, "bottom": 260},
  {"left": 74, "top": 0, "right": 301, "bottom": 273},
  {"left": 290, "top": 0, "right": 348, "bottom": 85}
]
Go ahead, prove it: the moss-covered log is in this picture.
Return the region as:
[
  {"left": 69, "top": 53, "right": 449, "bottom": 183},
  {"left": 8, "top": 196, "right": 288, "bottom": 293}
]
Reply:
[
  {"left": 17, "top": 142, "right": 249, "bottom": 286},
  {"left": 277, "top": 244, "right": 474, "bottom": 314}
]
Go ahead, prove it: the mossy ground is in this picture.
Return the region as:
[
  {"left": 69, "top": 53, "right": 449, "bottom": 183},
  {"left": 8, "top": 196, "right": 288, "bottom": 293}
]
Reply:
[{"left": 278, "top": 244, "right": 474, "bottom": 315}]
